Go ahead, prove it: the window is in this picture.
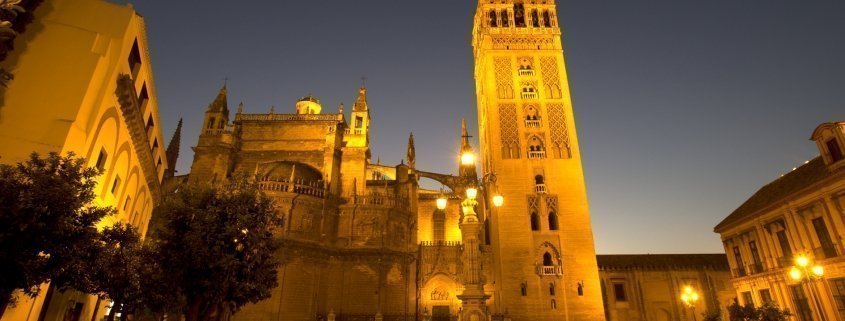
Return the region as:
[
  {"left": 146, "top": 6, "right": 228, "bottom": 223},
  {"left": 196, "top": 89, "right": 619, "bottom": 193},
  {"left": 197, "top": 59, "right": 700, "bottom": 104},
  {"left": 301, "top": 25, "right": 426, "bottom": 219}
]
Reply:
[
  {"left": 543, "top": 252, "right": 553, "bottom": 266},
  {"left": 513, "top": 2, "right": 525, "bottom": 27},
  {"left": 741, "top": 291, "right": 754, "bottom": 307},
  {"left": 484, "top": 220, "right": 491, "bottom": 245},
  {"left": 531, "top": 9, "right": 539, "bottom": 27},
  {"left": 95, "top": 148, "right": 108, "bottom": 171},
  {"left": 549, "top": 283, "right": 555, "bottom": 296},
  {"left": 530, "top": 213, "right": 540, "bottom": 231},
  {"left": 128, "top": 39, "right": 142, "bottom": 77},
  {"left": 146, "top": 115, "right": 154, "bottom": 132},
  {"left": 577, "top": 282, "right": 584, "bottom": 296},
  {"left": 828, "top": 138, "right": 843, "bottom": 163},
  {"left": 123, "top": 196, "right": 131, "bottom": 211},
  {"left": 812, "top": 217, "right": 837, "bottom": 258},
  {"left": 138, "top": 83, "right": 149, "bottom": 111},
  {"left": 548, "top": 212, "right": 559, "bottom": 230},
  {"left": 542, "top": 10, "right": 552, "bottom": 27},
  {"left": 759, "top": 289, "right": 772, "bottom": 305},
  {"left": 355, "top": 116, "right": 363, "bottom": 129},
  {"left": 207, "top": 117, "right": 215, "bottom": 129},
  {"left": 433, "top": 209, "right": 445, "bottom": 242},
  {"left": 551, "top": 299, "right": 556, "bottom": 309},
  {"left": 500, "top": 9, "right": 509, "bottom": 27},
  {"left": 612, "top": 281, "right": 627, "bottom": 302},
  {"left": 733, "top": 246, "right": 745, "bottom": 276},
  {"left": 151, "top": 139, "right": 159, "bottom": 154},
  {"left": 111, "top": 175, "right": 121, "bottom": 195},
  {"left": 830, "top": 278, "right": 845, "bottom": 320},
  {"left": 528, "top": 136, "right": 545, "bottom": 159},
  {"left": 776, "top": 230, "right": 793, "bottom": 260},
  {"left": 749, "top": 241, "right": 763, "bottom": 273},
  {"left": 488, "top": 10, "right": 497, "bottom": 27},
  {"left": 521, "top": 282, "right": 528, "bottom": 296},
  {"left": 791, "top": 285, "right": 813, "bottom": 321}
]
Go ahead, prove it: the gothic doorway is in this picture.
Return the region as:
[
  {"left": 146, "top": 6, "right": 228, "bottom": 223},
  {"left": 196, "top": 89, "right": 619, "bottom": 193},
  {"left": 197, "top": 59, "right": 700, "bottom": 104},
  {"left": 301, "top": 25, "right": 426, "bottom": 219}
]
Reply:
[{"left": 432, "top": 306, "right": 450, "bottom": 321}]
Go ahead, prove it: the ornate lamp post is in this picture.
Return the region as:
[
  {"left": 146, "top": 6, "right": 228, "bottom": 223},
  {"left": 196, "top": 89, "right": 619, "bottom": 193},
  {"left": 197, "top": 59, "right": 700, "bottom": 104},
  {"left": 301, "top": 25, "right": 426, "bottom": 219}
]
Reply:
[
  {"left": 789, "top": 255, "right": 827, "bottom": 321},
  {"left": 680, "top": 285, "right": 700, "bottom": 321},
  {"left": 453, "top": 118, "right": 504, "bottom": 321}
]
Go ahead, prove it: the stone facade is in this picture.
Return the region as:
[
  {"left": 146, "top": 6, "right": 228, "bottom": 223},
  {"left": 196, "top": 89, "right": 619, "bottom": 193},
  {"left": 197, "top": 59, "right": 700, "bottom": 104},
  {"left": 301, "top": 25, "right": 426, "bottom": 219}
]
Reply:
[
  {"left": 715, "top": 122, "right": 845, "bottom": 321},
  {"left": 597, "top": 254, "right": 735, "bottom": 321},
  {"left": 0, "top": 1, "right": 168, "bottom": 321}
]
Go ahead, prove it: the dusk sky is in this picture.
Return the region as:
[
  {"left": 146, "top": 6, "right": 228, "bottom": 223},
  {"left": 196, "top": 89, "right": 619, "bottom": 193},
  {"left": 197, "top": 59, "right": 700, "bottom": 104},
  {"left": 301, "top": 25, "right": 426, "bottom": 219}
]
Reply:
[{"left": 122, "top": 0, "right": 845, "bottom": 254}]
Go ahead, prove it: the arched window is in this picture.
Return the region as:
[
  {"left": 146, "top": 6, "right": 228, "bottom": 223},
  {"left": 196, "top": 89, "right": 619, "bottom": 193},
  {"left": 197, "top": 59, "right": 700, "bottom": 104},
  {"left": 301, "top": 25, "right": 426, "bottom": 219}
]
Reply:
[
  {"left": 513, "top": 2, "right": 526, "bottom": 27},
  {"left": 521, "top": 84, "right": 538, "bottom": 99},
  {"left": 543, "top": 252, "right": 553, "bottom": 266},
  {"left": 484, "top": 219, "right": 491, "bottom": 245},
  {"left": 529, "top": 137, "right": 546, "bottom": 159},
  {"left": 207, "top": 117, "right": 215, "bottom": 129},
  {"left": 534, "top": 175, "right": 544, "bottom": 185},
  {"left": 488, "top": 10, "right": 498, "bottom": 27},
  {"left": 433, "top": 209, "right": 446, "bottom": 242},
  {"left": 500, "top": 9, "right": 510, "bottom": 27},
  {"left": 543, "top": 10, "right": 552, "bottom": 27},
  {"left": 218, "top": 120, "right": 224, "bottom": 129},
  {"left": 551, "top": 299, "right": 557, "bottom": 309},
  {"left": 530, "top": 213, "right": 540, "bottom": 231},
  {"left": 549, "top": 283, "right": 556, "bottom": 296},
  {"left": 531, "top": 9, "right": 540, "bottom": 27},
  {"left": 548, "top": 212, "right": 559, "bottom": 230}
]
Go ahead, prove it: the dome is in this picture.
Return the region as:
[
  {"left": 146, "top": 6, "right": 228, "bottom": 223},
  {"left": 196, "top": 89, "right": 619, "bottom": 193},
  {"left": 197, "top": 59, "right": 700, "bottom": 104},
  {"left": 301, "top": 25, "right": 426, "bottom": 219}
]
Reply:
[
  {"left": 258, "top": 161, "right": 323, "bottom": 182},
  {"left": 295, "top": 96, "right": 322, "bottom": 114}
]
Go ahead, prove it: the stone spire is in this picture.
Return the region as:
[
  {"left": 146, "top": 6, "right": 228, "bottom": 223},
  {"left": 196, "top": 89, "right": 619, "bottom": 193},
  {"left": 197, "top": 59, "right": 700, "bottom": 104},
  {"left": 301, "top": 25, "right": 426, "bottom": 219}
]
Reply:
[
  {"left": 164, "top": 118, "right": 183, "bottom": 179},
  {"left": 207, "top": 84, "right": 228, "bottom": 114},
  {"left": 407, "top": 132, "right": 416, "bottom": 169},
  {"left": 353, "top": 86, "right": 368, "bottom": 111},
  {"left": 461, "top": 118, "right": 472, "bottom": 152}
]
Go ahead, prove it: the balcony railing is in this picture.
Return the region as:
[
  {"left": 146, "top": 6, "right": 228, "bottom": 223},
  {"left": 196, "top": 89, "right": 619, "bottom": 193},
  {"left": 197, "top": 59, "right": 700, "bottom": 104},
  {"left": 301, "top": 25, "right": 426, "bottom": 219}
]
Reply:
[
  {"left": 528, "top": 150, "right": 546, "bottom": 159},
  {"left": 525, "top": 119, "right": 541, "bottom": 128},
  {"left": 257, "top": 179, "right": 326, "bottom": 198},
  {"left": 814, "top": 246, "right": 839, "bottom": 259},
  {"left": 538, "top": 265, "right": 562, "bottom": 276},
  {"left": 518, "top": 69, "right": 535, "bottom": 77},
  {"left": 521, "top": 92, "right": 538, "bottom": 100},
  {"left": 535, "top": 184, "right": 546, "bottom": 194},
  {"left": 733, "top": 267, "right": 747, "bottom": 278},
  {"left": 748, "top": 263, "right": 765, "bottom": 275}
]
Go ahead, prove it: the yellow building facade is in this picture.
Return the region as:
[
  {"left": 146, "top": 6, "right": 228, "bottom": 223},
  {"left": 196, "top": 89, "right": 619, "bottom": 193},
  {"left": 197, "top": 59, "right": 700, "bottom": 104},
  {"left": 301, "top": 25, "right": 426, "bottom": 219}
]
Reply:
[
  {"left": 598, "top": 254, "right": 736, "bottom": 321},
  {"left": 471, "top": 0, "right": 606, "bottom": 320},
  {"left": 715, "top": 122, "right": 845, "bottom": 321},
  {"left": 0, "top": 1, "right": 168, "bottom": 321}
]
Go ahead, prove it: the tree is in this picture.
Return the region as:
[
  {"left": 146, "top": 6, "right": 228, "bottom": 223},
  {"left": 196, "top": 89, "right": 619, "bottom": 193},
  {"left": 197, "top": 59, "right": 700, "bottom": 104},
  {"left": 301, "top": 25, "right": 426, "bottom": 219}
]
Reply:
[
  {"left": 92, "top": 223, "right": 143, "bottom": 321},
  {"left": 0, "top": 152, "right": 114, "bottom": 318},
  {"left": 153, "top": 183, "right": 282, "bottom": 321},
  {"left": 728, "top": 301, "right": 792, "bottom": 321}
]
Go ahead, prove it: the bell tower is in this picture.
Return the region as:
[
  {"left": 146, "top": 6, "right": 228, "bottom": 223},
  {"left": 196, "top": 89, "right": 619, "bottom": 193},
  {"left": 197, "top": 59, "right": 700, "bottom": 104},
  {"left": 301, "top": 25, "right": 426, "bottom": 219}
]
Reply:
[{"left": 471, "top": 1, "right": 605, "bottom": 320}]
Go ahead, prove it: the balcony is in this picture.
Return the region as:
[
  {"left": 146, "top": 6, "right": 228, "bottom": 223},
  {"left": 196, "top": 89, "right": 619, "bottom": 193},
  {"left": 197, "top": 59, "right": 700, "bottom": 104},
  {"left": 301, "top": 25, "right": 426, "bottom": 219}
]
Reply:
[
  {"left": 521, "top": 92, "right": 538, "bottom": 100},
  {"left": 528, "top": 150, "right": 546, "bottom": 159},
  {"left": 748, "top": 263, "right": 765, "bottom": 275},
  {"left": 535, "top": 184, "right": 546, "bottom": 194},
  {"left": 539, "top": 265, "right": 562, "bottom": 276},
  {"left": 733, "top": 267, "right": 747, "bottom": 278},
  {"left": 257, "top": 179, "right": 326, "bottom": 198},
  {"left": 814, "top": 246, "right": 839, "bottom": 260},
  {"left": 525, "top": 119, "right": 541, "bottom": 128},
  {"left": 518, "top": 69, "right": 535, "bottom": 77},
  {"left": 778, "top": 256, "right": 793, "bottom": 268}
]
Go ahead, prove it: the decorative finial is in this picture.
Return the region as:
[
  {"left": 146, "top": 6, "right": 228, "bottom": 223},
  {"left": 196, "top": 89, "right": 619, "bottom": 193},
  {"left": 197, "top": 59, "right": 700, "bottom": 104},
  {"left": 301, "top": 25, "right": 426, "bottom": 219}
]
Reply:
[
  {"left": 338, "top": 102, "right": 344, "bottom": 114},
  {"left": 269, "top": 105, "right": 275, "bottom": 114},
  {"left": 223, "top": 76, "right": 228, "bottom": 89},
  {"left": 237, "top": 102, "right": 243, "bottom": 114}
]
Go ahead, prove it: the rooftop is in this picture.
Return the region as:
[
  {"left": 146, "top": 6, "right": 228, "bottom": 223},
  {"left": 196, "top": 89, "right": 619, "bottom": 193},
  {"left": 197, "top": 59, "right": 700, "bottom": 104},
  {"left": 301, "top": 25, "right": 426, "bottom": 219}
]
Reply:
[{"left": 597, "top": 254, "right": 729, "bottom": 270}]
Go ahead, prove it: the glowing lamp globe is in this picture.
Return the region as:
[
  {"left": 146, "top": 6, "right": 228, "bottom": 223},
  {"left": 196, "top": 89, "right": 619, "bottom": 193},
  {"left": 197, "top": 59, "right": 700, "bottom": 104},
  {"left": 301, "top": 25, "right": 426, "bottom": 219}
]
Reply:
[
  {"left": 461, "top": 152, "right": 475, "bottom": 166},
  {"left": 812, "top": 265, "right": 824, "bottom": 277},
  {"left": 795, "top": 255, "right": 810, "bottom": 268},
  {"left": 789, "top": 267, "right": 803, "bottom": 281},
  {"left": 436, "top": 197, "right": 448, "bottom": 210},
  {"left": 492, "top": 194, "right": 504, "bottom": 207},
  {"left": 465, "top": 188, "right": 478, "bottom": 200}
]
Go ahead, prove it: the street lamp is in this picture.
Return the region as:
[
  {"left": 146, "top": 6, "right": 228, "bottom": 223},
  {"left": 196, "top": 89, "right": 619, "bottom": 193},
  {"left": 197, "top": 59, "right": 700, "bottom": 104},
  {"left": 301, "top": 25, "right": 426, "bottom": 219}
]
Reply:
[
  {"left": 461, "top": 151, "right": 475, "bottom": 166},
  {"left": 789, "top": 254, "right": 827, "bottom": 321},
  {"left": 436, "top": 197, "right": 448, "bottom": 210},
  {"left": 680, "top": 285, "right": 700, "bottom": 321}
]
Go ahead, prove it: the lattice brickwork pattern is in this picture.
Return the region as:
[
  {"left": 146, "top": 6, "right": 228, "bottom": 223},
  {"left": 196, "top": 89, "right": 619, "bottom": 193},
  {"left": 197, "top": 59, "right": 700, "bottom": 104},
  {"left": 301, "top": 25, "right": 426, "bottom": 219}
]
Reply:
[
  {"left": 547, "top": 103, "right": 571, "bottom": 158},
  {"left": 499, "top": 103, "right": 520, "bottom": 159},
  {"left": 528, "top": 195, "right": 540, "bottom": 213},
  {"left": 546, "top": 195, "right": 558, "bottom": 213},
  {"left": 540, "top": 57, "right": 562, "bottom": 99},
  {"left": 494, "top": 57, "right": 514, "bottom": 99}
]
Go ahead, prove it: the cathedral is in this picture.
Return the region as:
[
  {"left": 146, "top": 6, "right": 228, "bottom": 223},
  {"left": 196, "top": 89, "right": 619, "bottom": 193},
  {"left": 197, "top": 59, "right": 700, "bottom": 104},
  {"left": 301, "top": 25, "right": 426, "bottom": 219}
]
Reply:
[{"left": 179, "top": 1, "right": 604, "bottom": 321}]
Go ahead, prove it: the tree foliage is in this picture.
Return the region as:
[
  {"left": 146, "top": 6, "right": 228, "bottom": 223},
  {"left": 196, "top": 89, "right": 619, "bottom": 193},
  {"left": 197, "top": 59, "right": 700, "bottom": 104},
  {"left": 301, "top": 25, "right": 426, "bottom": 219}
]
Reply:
[
  {"left": 728, "top": 301, "right": 792, "bottom": 321},
  {"left": 0, "top": 153, "right": 114, "bottom": 316},
  {"left": 153, "top": 183, "right": 282, "bottom": 321}
]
